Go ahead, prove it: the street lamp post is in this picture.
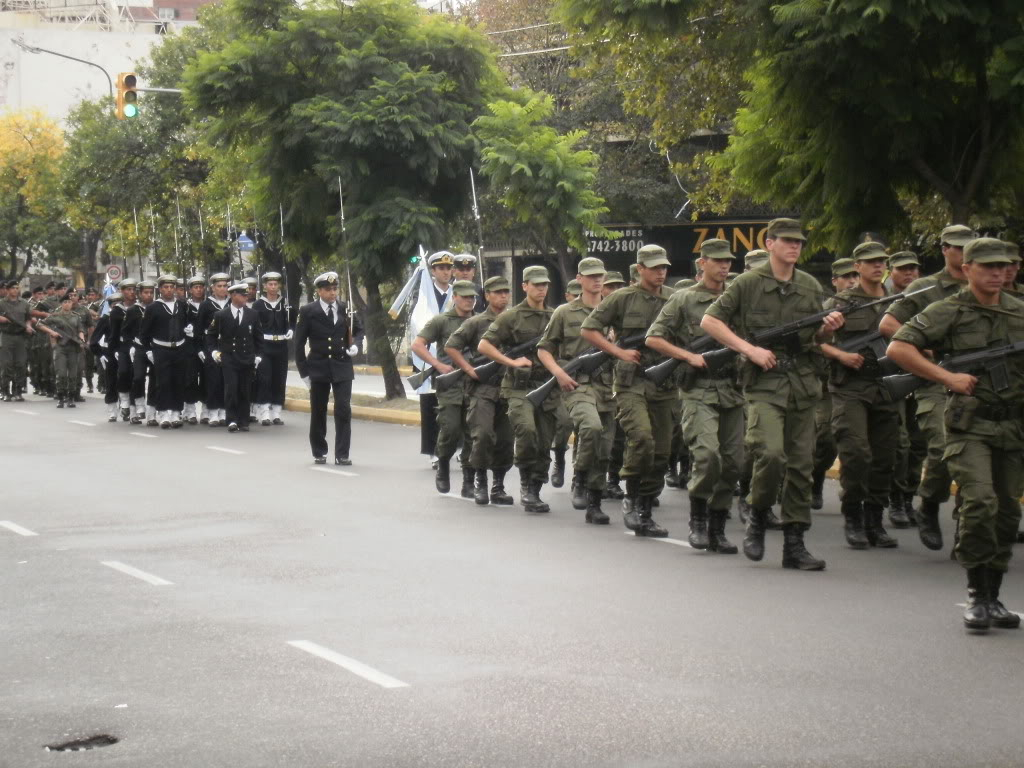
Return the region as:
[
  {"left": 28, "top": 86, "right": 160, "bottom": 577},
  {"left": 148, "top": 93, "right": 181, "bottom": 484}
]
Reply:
[{"left": 11, "top": 38, "right": 114, "bottom": 99}]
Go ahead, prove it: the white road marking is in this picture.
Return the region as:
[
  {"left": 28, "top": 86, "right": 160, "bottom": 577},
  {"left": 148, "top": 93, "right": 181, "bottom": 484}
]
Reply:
[
  {"left": 623, "top": 531, "right": 693, "bottom": 548},
  {"left": 310, "top": 466, "right": 359, "bottom": 478},
  {"left": 0, "top": 521, "right": 39, "bottom": 537},
  {"left": 207, "top": 446, "right": 245, "bottom": 455},
  {"left": 442, "top": 492, "right": 477, "bottom": 504},
  {"left": 69, "top": 420, "right": 96, "bottom": 427},
  {"left": 129, "top": 431, "right": 157, "bottom": 439},
  {"left": 287, "top": 641, "right": 408, "bottom": 689},
  {"left": 13, "top": 409, "right": 38, "bottom": 416},
  {"left": 100, "top": 561, "right": 173, "bottom": 586}
]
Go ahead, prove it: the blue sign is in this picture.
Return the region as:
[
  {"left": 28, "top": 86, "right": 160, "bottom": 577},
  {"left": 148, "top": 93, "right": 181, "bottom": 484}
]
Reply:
[{"left": 237, "top": 233, "right": 256, "bottom": 252}]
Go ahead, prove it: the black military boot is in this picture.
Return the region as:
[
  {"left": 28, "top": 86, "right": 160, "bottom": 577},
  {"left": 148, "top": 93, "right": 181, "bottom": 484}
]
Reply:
[
  {"left": 490, "top": 469, "right": 514, "bottom": 505},
  {"left": 56, "top": 394, "right": 65, "bottom": 408},
  {"left": 963, "top": 567, "right": 991, "bottom": 632},
  {"left": 904, "top": 493, "right": 918, "bottom": 526},
  {"left": 434, "top": 457, "right": 451, "bottom": 494},
  {"left": 523, "top": 480, "right": 550, "bottom": 514},
  {"left": 811, "top": 469, "right": 825, "bottom": 510},
  {"left": 585, "top": 488, "right": 609, "bottom": 525},
  {"left": 12, "top": 385, "right": 25, "bottom": 402},
  {"left": 605, "top": 470, "right": 625, "bottom": 500},
  {"left": 864, "top": 503, "right": 898, "bottom": 548},
  {"left": 571, "top": 472, "right": 587, "bottom": 510},
  {"left": 782, "top": 523, "right": 826, "bottom": 570},
  {"left": 986, "top": 569, "right": 1020, "bottom": 629},
  {"left": 460, "top": 467, "right": 475, "bottom": 500},
  {"left": 687, "top": 496, "right": 710, "bottom": 550},
  {"left": 708, "top": 509, "right": 738, "bottom": 554},
  {"left": 916, "top": 498, "right": 944, "bottom": 550},
  {"left": 637, "top": 496, "right": 668, "bottom": 538},
  {"left": 743, "top": 507, "right": 768, "bottom": 561},
  {"left": 551, "top": 449, "right": 566, "bottom": 488},
  {"left": 664, "top": 456, "right": 680, "bottom": 488},
  {"left": 841, "top": 499, "right": 869, "bottom": 550},
  {"left": 86, "top": 376, "right": 94, "bottom": 394},
  {"left": 622, "top": 477, "right": 642, "bottom": 532},
  {"left": 887, "top": 492, "right": 911, "bottom": 528},
  {"left": 473, "top": 469, "right": 489, "bottom": 506}
]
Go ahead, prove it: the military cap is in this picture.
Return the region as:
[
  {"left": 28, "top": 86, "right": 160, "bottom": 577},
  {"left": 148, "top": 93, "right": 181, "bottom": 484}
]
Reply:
[
  {"left": 636, "top": 243, "right": 671, "bottom": 267},
  {"left": 888, "top": 251, "right": 920, "bottom": 269},
  {"left": 31, "top": 285, "right": 43, "bottom": 293},
  {"left": 1002, "top": 241, "right": 1021, "bottom": 262},
  {"left": 60, "top": 291, "right": 74, "bottom": 302},
  {"left": 603, "top": 271, "right": 625, "bottom": 286},
  {"left": 744, "top": 249, "right": 769, "bottom": 268},
  {"left": 187, "top": 275, "right": 207, "bottom": 287},
  {"left": 484, "top": 275, "right": 510, "bottom": 292},
  {"left": 137, "top": 280, "right": 156, "bottom": 290},
  {"left": 940, "top": 224, "right": 977, "bottom": 247},
  {"left": 629, "top": 264, "right": 639, "bottom": 282},
  {"left": 566, "top": 279, "right": 582, "bottom": 296},
  {"left": 577, "top": 257, "right": 606, "bottom": 276},
  {"left": 261, "top": 271, "right": 283, "bottom": 283},
  {"left": 176, "top": 278, "right": 186, "bottom": 288},
  {"left": 522, "top": 265, "right": 551, "bottom": 284},
  {"left": 831, "top": 258, "right": 857, "bottom": 277},
  {"left": 156, "top": 274, "right": 178, "bottom": 286},
  {"left": 119, "top": 278, "right": 137, "bottom": 290},
  {"left": 44, "top": 281, "right": 55, "bottom": 289},
  {"left": 452, "top": 253, "right": 477, "bottom": 266},
  {"left": 427, "top": 251, "right": 455, "bottom": 267},
  {"left": 452, "top": 279, "right": 478, "bottom": 297},
  {"left": 852, "top": 241, "right": 888, "bottom": 261},
  {"left": 228, "top": 282, "right": 249, "bottom": 294},
  {"left": 243, "top": 277, "right": 258, "bottom": 287},
  {"left": 766, "top": 218, "right": 806, "bottom": 241},
  {"left": 313, "top": 271, "right": 340, "bottom": 288},
  {"left": 964, "top": 237, "right": 1012, "bottom": 265},
  {"left": 107, "top": 292, "right": 122, "bottom": 304},
  {"left": 700, "top": 238, "right": 735, "bottom": 260},
  {"left": 209, "top": 272, "right": 231, "bottom": 284}
]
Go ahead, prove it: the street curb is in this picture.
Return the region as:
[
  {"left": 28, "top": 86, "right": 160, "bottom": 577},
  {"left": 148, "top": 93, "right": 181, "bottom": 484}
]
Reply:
[
  {"left": 353, "top": 364, "right": 412, "bottom": 377},
  {"left": 284, "top": 397, "right": 420, "bottom": 427}
]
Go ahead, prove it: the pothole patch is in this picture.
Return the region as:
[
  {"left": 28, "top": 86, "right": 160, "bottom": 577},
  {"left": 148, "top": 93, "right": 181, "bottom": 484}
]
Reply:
[{"left": 44, "top": 735, "right": 119, "bottom": 752}]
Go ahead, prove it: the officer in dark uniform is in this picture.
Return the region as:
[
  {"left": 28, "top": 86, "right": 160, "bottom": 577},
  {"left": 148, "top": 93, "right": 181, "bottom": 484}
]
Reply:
[
  {"left": 183, "top": 276, "right": 206, "bottom": 424},
  {"left": 207, "top": 282, "right": 263, "bottom": 432},
  {"left": 294, "top": 271, "right": 364, "bottom": 465},
  {"left": 197, "top": 273, "right": 231, "bottom": 426},
  {"left": 140, "top": 275, "right": 189, "bottom": 429}
]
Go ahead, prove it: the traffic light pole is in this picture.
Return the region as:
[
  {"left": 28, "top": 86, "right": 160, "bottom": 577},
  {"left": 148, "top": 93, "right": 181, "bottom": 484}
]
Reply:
[{"left": 11, "top": 39, "right": 113, "bottom": 98}]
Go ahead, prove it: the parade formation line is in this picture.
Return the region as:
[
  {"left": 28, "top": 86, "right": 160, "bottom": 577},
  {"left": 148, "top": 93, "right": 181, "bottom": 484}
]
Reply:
[{"left": 287, "top": 640, "right": 409, "bottom": 689}]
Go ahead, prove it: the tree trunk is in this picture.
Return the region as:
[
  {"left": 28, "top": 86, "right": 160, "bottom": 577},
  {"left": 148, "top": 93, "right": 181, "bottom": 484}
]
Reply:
[
  {"left": 949, "top": 198, "right": 972, "bottom": 227},
  {"left": 364, "top": 279, "right": 406, "bottom": 400}
]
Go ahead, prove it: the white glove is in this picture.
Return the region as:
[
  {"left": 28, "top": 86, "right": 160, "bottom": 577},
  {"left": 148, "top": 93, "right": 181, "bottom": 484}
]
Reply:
[
  {"left": 100, "top": 357, "right": 107, "bottom": 370},
  {"left": 212, "top": 350, "right": 222, "bottom": 364},
  {"left": 184, "top": 324, "right": 194, "bottom": 338},
  {"left": 114, "top": 352, "right": 119, "bottom": 362},
  {"left": 347, "top": 345, "right": 359, "bottom": 356},
  {"left": 285, "top": 329, "right": 294, "bottom": 340},
  {"left": 129, "top": 347, "right": 135, "bottom": 363},
  {"left": 254, "top": 356, "right": 262, "bottom": 368},
  {"left": 301, "top": 376, "right": 311, "bottom": 390},
  {"left": 146, "top": 351, "right": 154, "bottom": 364},
  {"left": 198, "top": 351, "right": 206, "bottom": 363}
]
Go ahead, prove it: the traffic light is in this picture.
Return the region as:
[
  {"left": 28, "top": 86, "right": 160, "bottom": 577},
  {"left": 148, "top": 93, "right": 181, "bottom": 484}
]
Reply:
[{"left": 116, "top": 72, "right": 139, "bottom": 120}]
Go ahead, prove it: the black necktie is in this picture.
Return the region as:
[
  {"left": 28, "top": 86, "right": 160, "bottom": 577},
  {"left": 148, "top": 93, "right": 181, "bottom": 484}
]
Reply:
[{"left": 327, "top": 304, "right": 334, "bottom": 325}]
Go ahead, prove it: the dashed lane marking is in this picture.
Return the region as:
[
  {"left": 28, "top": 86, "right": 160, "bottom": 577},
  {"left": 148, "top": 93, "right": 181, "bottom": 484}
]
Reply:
[
  {"left": 287, "top": 641, "right": 409, "bottom": 689},
  {"left": 100, "top": 561, "right": 173, "bottom": 586},
  {"left": 309, "top": 466, "right": 359, "bottom": 478},
  {"left": 0, "top": 521, "right": 39, "bottom": 537},
  {"left": 623, "top": 531, "right": 693, "bottom": 548},
  {"left": 69, "top": 420, "right": 96, "bottom": 427},
  {"left": 207, "top": 446, "right": 245, "bottom": 455},
  {"left": 13, "top": 409, "right": 38, "bottom": 416},
  {"left": 129, "top": 431, "right": 157, "bottom": 439}
]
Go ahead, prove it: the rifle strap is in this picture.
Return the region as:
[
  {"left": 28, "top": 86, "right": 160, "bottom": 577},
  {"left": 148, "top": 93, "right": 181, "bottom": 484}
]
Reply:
[{"left": 947, "top": 297, "right": 1020, "bottom": 319}]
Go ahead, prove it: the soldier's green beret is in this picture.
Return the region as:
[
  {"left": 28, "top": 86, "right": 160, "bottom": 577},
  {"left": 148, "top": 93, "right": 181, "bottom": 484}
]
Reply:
[
  {"left": 261, "top": 272, "right": 282, "bottom": 283},
  {"left": 700, "top": 238, "right": 735, "bottom": 260},
  {"left": 577, "top": 257, "right": 606, "bottom": 276},
  {"left": 766, "top": 218, "right": 806, "bottom": 241},
  {"left": 156, "top": 274, "right": 178, "bottom": 286},
  {"left": 118, "top": 278, "right": 137, "bottom": 290},
  {"left": 522, "top": 265, "right": 550, "bottom": 284},
  {"left": 964, "top": 237, "right": 1012, "bottom": 265},
  {"left": 484, "top": 276, "right": 510, "bottom": 292},
  {"left": 313, "top": 271, "right": 339, "bottom": 288},
  {"left": 744, "top": 249, "right": 769, "bottom": 268},
  {"left": 603, "top": 271, "right": 625, "bottom": 286},
  {"left": 888, "top": 251, "right": 920, "bottom": 269},
  {"left": 452, "top": 279, "right": 478, "bottom": 297},
  {"left": 940, "top": 224, "right": 977, "bottom": 247},
  {"left": 852, "top": 241, "right": 888, "bottom": 261},
  {"left": 636, "top": 244, "right": 671, "bottom": 267},
  {"left": 566, "top": 279, "right": 582, "bottom": 296},
  {"left": 1002, "top": 241, "right": 1021, "bottom": 263},
  {"left": 137, "top": 280, "right": 156, "bottom": 290},
  {"left": 831, "top": 258, "right": 857, "bottom": 277},
  {"left": 209, "top": 273, "right": 231, "bottom": 284}
]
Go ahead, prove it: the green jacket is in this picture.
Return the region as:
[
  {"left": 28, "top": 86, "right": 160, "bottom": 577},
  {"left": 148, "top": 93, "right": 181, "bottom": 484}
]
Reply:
[
  {"left": 481, "top": 299, "right": 552, "bottom": 395},
  {"left": 0, "top": 298, "right": 31, "bottom": 334},
  {"left": 444, "top": 306, "right": 499, "bottom": 400},
  {"left": 537, "top": 297, "right": 612, "bottom": 400},
  {"left": 417, "top": 307, "right": 473, "bottom": 403},
  {"left": 43, "top": 311, "right": 84, "bottom": 347},
  {"left": 824, "top": 285, "right": 892, "bottom": 394}
]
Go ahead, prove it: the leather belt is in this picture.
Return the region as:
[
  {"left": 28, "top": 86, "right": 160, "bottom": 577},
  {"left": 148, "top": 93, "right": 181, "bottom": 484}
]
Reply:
[
  {"left": 263, "top": 334, "right": 288, "bottom": 341},
  {"left": 152, "top": 339, "right": 186, "bottom": 348}
]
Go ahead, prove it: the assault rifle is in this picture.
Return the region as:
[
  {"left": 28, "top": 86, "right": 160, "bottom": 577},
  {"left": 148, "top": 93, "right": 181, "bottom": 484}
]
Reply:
[
  {"left": 642, "top": 334, "right": 721, "bottom": 387},
  {"left": 37, "top": 319, "right": 88, "bottom": 349},
  {"left": 701, "top": 288, "right": 928, "bottom": 373},
  {"left": 881, "top": 340, "right": 1024, "bottom": 401},
  {"left": 433, "top": 334, "right": 543, "bottom": 392},
  {"left": 833, "top": 329, "right": 901, "bottom": 376},
  {"left": 407, "top": 353, "right": 458, "bottom": 390},
  {"left": 526, "top": 333, "right": 647, "bottom": 407}
]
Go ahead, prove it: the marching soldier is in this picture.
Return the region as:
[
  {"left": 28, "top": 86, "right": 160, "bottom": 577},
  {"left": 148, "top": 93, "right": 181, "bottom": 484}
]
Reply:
[
  {"left": 27, "top": 286, "right": 48, "bottom": 396},
  {"left": 109, "top": 278, "right": 137, "bottom": 421},
  {"left": 0, "top": 280, "right": 43, "bottom": 401},
  {"left": 183, "top": 276, "right": 206, "bottom": 424},
  {"left": 736, "top": 249, "right": 771, "bottom": 522},
  {"left": 36, "top": 292, "right": 85, "bottom": 408},
  {"left": 68, "top": 289, "right": 94, "bottom": 403},
  {"left": 253, "top": 272, "right": 291, "bottom": 426},
  {"left": 600, "top": 270, "right": 627, "bottom": 499},
  {"left": 294, "top": 271, "right": 364, "bottom": 464},
  {"left": 91, "top": 292, "right": 121, "bottom": 421},
  {"left": 140, "top": 275, "right": 189, "bottom": 429},
  {"left": 886, "top": 238, "right": 1024, "bottom": 632},
  {"left": 197, "top": 273, "right": 231, "bottom": 426},
  {"left": 131, "top": 280, "right": 157, "bottom": 426},
  {"left": 549, "top": 280, "right": 579, "bottom": 490},
  {"left": 207, "top": 283, "right": 263, "bottom": 432},
  {"left": 701, "top": 219, "right": 845, "bottom": 570},
  {"left": 1004, "top": 242, "right": 1022, "bottom": 298}
]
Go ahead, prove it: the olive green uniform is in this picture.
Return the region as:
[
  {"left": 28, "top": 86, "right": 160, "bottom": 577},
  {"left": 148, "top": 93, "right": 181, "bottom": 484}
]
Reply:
[
  {"left": 417, "top": 307, "right": 473, "bottom": 462},
  {"left": 44, "top": 312, "right": 84, "bottom": 399},
  {"left": 537, "top": 298, "right": 615, "bottom": 491},
  {"left": 0, "top": 297, "right": 32, "bottom": 396},
  {"left": 704, "top": 262, "right": 826, "bottom": 524},
  {"left": 481, "top": 300, "right": 556, "bottom": 485}
]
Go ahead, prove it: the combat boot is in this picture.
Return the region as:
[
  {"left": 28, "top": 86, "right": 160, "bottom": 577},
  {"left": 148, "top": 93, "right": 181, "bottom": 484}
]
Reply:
[
  {"left": 864, "top": 503, "right": 898, "bottom": 548},
  {"left": 551, "top": 448, "right": 566, "bottom": 488},
  {"left": 12, "top": 385, "right": 24, "bottom": 402},
  {"left": 521, "top": 480, "right": 549, "bottom": 514},
  {"left": 887, "top": 493, "right": 911, "bottom": 528},
  {"left": 460, "top": 467, "right": 475, "bottom": 499},
  {"left": 687, "top": 496, "right": 710, "bottom": 550},
  {"left": 585, "top": 488, "right": 609, "bottom": 525},
  {"left": 707, "top": 509, "right": 738, "bottom": 554},
  {"left": 622, "top": 477, "right": 642, "bottom": 532},
  {"left": 743, "top": 507, "right": 768, "bottom": 562},
  {"left": 810, "top": 468, "right": 825, "bottom": 510},
  {"left": 571, "top": 472, "right": 587, "bottom": 510},
  {"left": 490, "top": 469, "right": 514, "bottom": 505},
  {"left": 605, "top": 470, "right": 625, "bottom": 500},
  {"left": 963, "top": 567, "right": 991, "bottom": 632},
  {"left": 904, "top": 493, "right": 918, "bottom": 526},
  {"left": 987, "top": 569, "right": 1020, "bottom": 629},
  {"left": 782, "top": 523, "right": 826, "bottom": 570},
  {"left": 841, "top": 499, "right": 869, "bottom": 550},
  {"left": 86, "top": 375, "right": 94, "bottom": 393},
  {"left": 636, "top": 496, "right": 668, "bottom": 538},
  {"left": 56, "top": 394, "right": 65, "bottom": 408},
  {"left": 473, "top": 469, "right": 489, "bottom": 506},
  {"left": 916, "top": 498, "right": 943, "bottom": 550},
  {"left": 434, "top": 457, "right": 451, "bottom": 494},
  {"left": 664, "top": 456, "right": 680, "bottom": 488}
]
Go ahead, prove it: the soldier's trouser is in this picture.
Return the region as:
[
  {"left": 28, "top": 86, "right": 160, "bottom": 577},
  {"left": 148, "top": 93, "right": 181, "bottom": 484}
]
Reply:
[
  {"left": 946, "top": 424, "right": 1024, "bottom": 573},
  {"left": 916, "top": 390, "right": 952, "bottom": 504},
  {"left": 116, "top": 346, "right": 134, "bottom": 396},
  {"left": 152, "top": 346, "right": 186, "bottom": 413},
  {"left": 255, "top": 341, "right": 288, "bottom": 406},
  {"left": 184, "top": 349, "right": 204, "bottom": 405},
  {"left": 617, "top": 390, "right": 675, "bottom": 497},
  {"left": 101, "top": 355, "right": 118, "bottom": 404},
  {"left": 435, "top": 398, "right": 471, "bottom": 462},
  {"left": 746, "top": 397, "right": 816, "bottom": 525},
  {"left": 608, "top": 422, "right": 625, "bottom": 477},
  {"left": 133, "top": 355, "right": 151, "bottom": 406},
  {"left": 309, "top": 379, "right": 352, "bottom": 459},
  {"left": 506, "top": 392, "right": 556, "bottom": 484},
  {"left": 467, "top": 392, "right": 512, "bottom": 471},
  {"left": 204, "top": 357, "right": 225, "bottom": 410},
  {"left": 0, "top": 334, "right": 28, "bottom": 391},
  {"left": 565, "top": 387, "right": 614, "bottom": 490},
  {"left": 892, "top": 396, "right": 926, "bottom": 497},
  {"left": 84, "top": 347, "right": 95, "bottom": 383},
  {"left": 812, "top": 392, "right": 837, "bottom": 480},
  {"left": 53, "top": 345, "right": 80, "bottom": 396},
  {"left": 222, "top": 362, "right": 254, "bottom": 426},
  {"left": 552, "top": 399, "right": 573, "bottom": 449},
  {"left": 682, "top": 398, "right": 744, "bottom": 511},
  {"left": 831, "top": 389, "right": 899, "bottom": 508},
  {"left": 38, "top": 338, "right": 55, "bottom": 390}
]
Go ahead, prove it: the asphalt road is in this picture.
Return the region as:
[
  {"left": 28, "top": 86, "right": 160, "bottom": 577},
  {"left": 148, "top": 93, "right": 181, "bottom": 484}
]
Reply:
[{"left": 2, "top": 392, "right": 1022, "bottom": 767}]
